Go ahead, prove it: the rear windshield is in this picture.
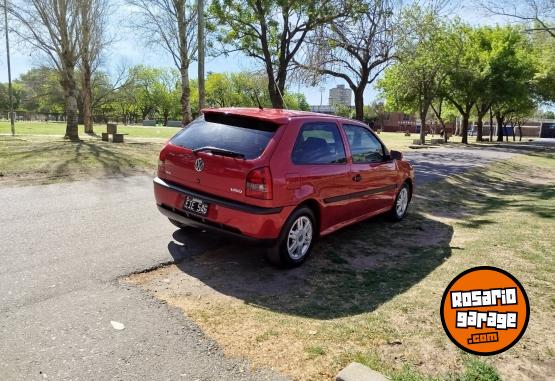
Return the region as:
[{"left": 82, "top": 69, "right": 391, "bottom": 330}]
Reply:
[{"left": 171, "top": 114, "right": 278, "bottom": 160}]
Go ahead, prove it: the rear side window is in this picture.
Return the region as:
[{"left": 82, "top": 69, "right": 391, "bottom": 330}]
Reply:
[
  {"left": 343, "top": 124, "right": 384, "bottom": 163},
  {"left": 292, "top": 122, "right": 347, "bottom": 164},
  {"left": 170, "top": 114, "right": 278, "bottom": 159}
]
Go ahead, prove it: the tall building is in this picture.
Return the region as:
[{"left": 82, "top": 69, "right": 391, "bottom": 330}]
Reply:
[{"left": 328, "top": 85, "right": 351, "bottom": 107}]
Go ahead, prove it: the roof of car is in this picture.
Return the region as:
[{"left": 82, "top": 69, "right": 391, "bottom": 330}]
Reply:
[{"left": 202, "top": 107, "right": 357, "bottom": 124}]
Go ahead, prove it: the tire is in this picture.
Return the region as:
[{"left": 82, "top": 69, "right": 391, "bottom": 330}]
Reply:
[
  {"left": 266, "top": 207, "right": 316, "bottom": 268},
  {"left": 389, "top": 182, "right": 411, "bottom": 221}
]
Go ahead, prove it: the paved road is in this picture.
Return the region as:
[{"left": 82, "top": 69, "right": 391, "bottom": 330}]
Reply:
[
  {"left": 0, "top": 177, "right": 286, "bottom": 381},
  {"left": 0, "top": 142, "right": 551, "bottom": 380}
]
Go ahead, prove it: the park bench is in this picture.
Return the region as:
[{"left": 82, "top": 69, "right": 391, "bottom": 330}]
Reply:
[
  {"left": 166, "top": 120, "right": 182, "bottom": 127},
  {"left": 101, "top": 123, "right": 127, "bottom": 143}
]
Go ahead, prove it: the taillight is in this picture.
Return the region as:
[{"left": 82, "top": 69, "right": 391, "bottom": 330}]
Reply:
[
  {"left": 158, "top": 159, "right": 166, "bottom": 175},
  {"left": 246, "top": 167, "right": 273, "bottom": 200},
  {"left": 158, "top": 147, "right": 168, "bottom": 176}
]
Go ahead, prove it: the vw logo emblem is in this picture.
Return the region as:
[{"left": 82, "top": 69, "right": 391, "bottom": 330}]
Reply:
[{"left": 194, "top": 158, "right": 204, "bottom": 172}]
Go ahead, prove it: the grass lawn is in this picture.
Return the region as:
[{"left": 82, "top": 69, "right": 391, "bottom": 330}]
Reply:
[
  {"left": 1, "top": 120, "right": 492, "bottom": 151},
  {"left": 0, "top": 135, "right": 162, "bottom": 186},
  {"left": 0, "top": 120, "right": 178, "bottom": 139},
  {"left": 127, "top": 151, "right": 555, "bottom": 381}
]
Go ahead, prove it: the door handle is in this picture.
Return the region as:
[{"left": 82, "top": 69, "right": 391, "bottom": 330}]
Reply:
[{"left": 352, "top": 174, "right": 362, "bottom": 182}]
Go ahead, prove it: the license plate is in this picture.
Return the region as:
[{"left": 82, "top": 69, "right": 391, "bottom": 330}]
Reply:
[{"left": 183, "top": 196, "right": 209, "bottom": 216}]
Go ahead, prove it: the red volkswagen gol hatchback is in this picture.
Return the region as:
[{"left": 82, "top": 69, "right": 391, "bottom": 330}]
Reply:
[{"left": 154, "top": 108, "right": 414, "bottom": 267}]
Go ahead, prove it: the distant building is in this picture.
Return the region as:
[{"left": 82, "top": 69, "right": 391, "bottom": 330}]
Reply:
[{"left": 328, "top": 85, "right": 351, "bottom": 107}]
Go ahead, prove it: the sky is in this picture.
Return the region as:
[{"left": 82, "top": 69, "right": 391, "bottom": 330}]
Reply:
[{"left": 0, "top": 2, "right": 510, "bottom": 106}]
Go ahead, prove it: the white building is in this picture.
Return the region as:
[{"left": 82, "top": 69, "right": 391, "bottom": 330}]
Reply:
[{"left": 328, "top": 85, "right": 351, "bottom": 107}]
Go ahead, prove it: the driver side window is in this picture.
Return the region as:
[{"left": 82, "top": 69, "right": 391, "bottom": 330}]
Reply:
[{"left": 343, "top": 124, "right": 384, "bottom": 163}]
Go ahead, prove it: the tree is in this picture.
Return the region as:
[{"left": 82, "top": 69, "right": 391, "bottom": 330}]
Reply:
[
  {"left": 442, "top": 24, "right": 483, "bottom": 144},
  {"left": 486, "top": 27, "right": 537, "bottom": 142},
  {"left": 10, "top": 0, "right": 82, "bottom": 140},
  {"left": 481, "top": 0, "right": 555, "bottom": 38},
  {"left": 530, "top": 29, "right": 555, "bottom": 104},
  {"left": 126, "top": 0, "right": 197, "bottom": 125},
  {"left": 378, "top": 6, "right": 450, "bottom": 144},
  {"left": 300, "top": 0, "right": 396, "bottom": 121},
  {"left": 79, "top": 0, "right": 110, "bottom": 133},
  {"left": 210, "top": 0, "right": 351, "bottom": 109},
  {"left": 131, "top": 65, "right": 162, "bottom": 120},
  {"left": 506, "top": 97, "right": 536, "bottom": 141},
  {"left": 152, "top": 69, "right": 182, "bottom": 125},
  {"left": 16, "top": 68, "right": 65, "bottom": 115}
]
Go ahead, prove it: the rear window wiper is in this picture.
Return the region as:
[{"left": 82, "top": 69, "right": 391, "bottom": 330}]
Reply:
[{"left": 193, "top": 146, "right": 245, "bottom": 159}]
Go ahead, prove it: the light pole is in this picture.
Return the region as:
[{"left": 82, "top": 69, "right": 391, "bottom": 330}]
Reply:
[{"left": 3, "top": 0, "right": 15, "bottom": 135}]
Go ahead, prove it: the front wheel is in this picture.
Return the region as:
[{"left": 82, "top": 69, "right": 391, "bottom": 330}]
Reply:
[
  {"left": 389, "top": 183, "right": 411, "bottom": 221},
  {"left": 266, "top": 207, "right": 316, "bottom": 268}
]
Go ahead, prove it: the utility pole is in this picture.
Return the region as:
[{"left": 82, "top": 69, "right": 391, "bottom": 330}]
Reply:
[
  {"left": 3, "top": 0, "right": 15, "bottom": 135},
  {"left": 197, "top": 0, "right": 205, "bottom": 111}
]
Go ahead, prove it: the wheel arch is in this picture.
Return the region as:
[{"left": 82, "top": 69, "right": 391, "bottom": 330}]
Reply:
[{"left": 294, "top": 198, "right": 321, "bottom": 236}]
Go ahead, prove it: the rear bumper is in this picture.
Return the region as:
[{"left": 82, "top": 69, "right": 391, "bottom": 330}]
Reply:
[{"left": 153, "top": 177, "right": 293, "bottom": 240}]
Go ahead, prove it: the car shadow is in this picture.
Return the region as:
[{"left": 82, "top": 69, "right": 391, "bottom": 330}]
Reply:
[{"left": 166, "top": 210, "right": 454, "bottom": 320}]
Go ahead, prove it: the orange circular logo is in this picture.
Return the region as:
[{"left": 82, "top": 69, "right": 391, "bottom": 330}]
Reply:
[{"left": 440, "top": 266, "right": 529, "bottom": 355}]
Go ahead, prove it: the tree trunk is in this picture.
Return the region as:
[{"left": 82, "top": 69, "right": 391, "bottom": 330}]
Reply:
[
  {"left": 496, "top": 113, "right": 504, "bottom": 142},
  {"left": 519, "top": 124, "right": 523, "bottom": 141},
  {"left": 180, "top": 65, "right": 192, "bottom": 124},
  {"left": 80, "top": 1, "right": 94, "bottom": 134},
  {"left": 62, "top": 75, "right": 80, "bottom": 141},
  {"left": 177, "top": 0, "right": 192, "bottom": 124},
  {"left": 511, "top": 122, "right": 515, "bottom": 141},
  {"left": 197, "top": 0, "right": 206, "bottom": 111},
  {"left": 354, "top": 88, "right": 364, "bottom": 121},
  {"left": 461, "top": 113, "right": 469, "bottom": 144},
  {"left": 163, "top": 112, "right": 169, "bottom": 126},
  {"left": 268, "top": 76, "right": 284, "bottom": 109},
  {"left": 419, "top": 111, "right": 426, "bottom": 145},
  {"left": 476, "top": 115, "right": 483, "bottom": 142},
  {"left": 82, "top": 64, "right": 94, "bottom": 133},
  {"left": 60, "top": 67, "right": 79, "bottom": 141},
  {"left": 489, "top": 108, "right": 494, "bottom": 141}
]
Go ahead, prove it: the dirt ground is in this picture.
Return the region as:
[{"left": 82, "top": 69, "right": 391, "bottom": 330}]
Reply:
[{"left": 126, "top": 152, "right": 555, "bottom": 381}]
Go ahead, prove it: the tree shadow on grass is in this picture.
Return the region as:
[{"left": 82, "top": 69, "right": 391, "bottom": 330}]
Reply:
[{"left": 2, "top": 139, "right": 159, "bottom": 182}]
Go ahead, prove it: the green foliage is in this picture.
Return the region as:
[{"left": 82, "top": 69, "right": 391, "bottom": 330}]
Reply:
[
  {"left": 484, "top": 26, "right": 537, "bottom": 118},
  {"left": 209, "top": 0, "right": 353, "bottom": 107},
  {"left": 530, "top": 29, "right": 555, "bottom": 104},
  {"left": 378, "top": 6, "right": 451, "bottom": 119},
  {"left": 193, "top": 72, "right": 310, "bottom": 112},
  {"left": 15, "top": 68, "right": 65, "bottom": 114},
  {"left": 335, "top": 104, "right": 354, "bottom": 118}
]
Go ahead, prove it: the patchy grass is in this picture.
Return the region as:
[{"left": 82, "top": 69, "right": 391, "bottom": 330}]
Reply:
[
  {"left": 0, "top": 120, "right": 178, "bottom": 139},
  {"left": 0, "top": 135, "right": 162, "bottom": 186},
  {"left": 127, "top": 151, "right": 555, "bottom": 380}
]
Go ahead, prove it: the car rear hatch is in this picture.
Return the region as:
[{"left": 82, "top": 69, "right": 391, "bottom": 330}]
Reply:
[{"left": 160, "top": 112, "right": 283, "bottom": 204}]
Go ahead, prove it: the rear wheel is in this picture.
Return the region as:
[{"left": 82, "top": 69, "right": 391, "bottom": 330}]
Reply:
[
  {"left": 389, "top": 183, "right": 411, "bottom": 221},
  {"left": 266, "top": 207, "right": 316, "bottom": 268}
]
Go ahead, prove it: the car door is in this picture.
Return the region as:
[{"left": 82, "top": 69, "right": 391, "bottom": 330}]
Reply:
[
  {"left": 341, "top": 123, "right": 398, "bottom": 218},
  {"left": 290, "top": 121, "right": 353, "bottom": 230}
]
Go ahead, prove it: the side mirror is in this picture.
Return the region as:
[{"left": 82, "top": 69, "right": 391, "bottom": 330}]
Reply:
[{"left": 390, "top": 150, "right": 403, "bottom": 161}]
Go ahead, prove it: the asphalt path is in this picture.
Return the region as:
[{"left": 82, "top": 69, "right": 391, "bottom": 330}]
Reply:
[{"left": 0, "top": 141, "right": 552, "bottom": 380}]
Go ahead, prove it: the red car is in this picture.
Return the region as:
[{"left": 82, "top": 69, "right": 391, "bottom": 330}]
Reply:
[{"left": 154, "top": 108, "right": 414, "bottom": 267}]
